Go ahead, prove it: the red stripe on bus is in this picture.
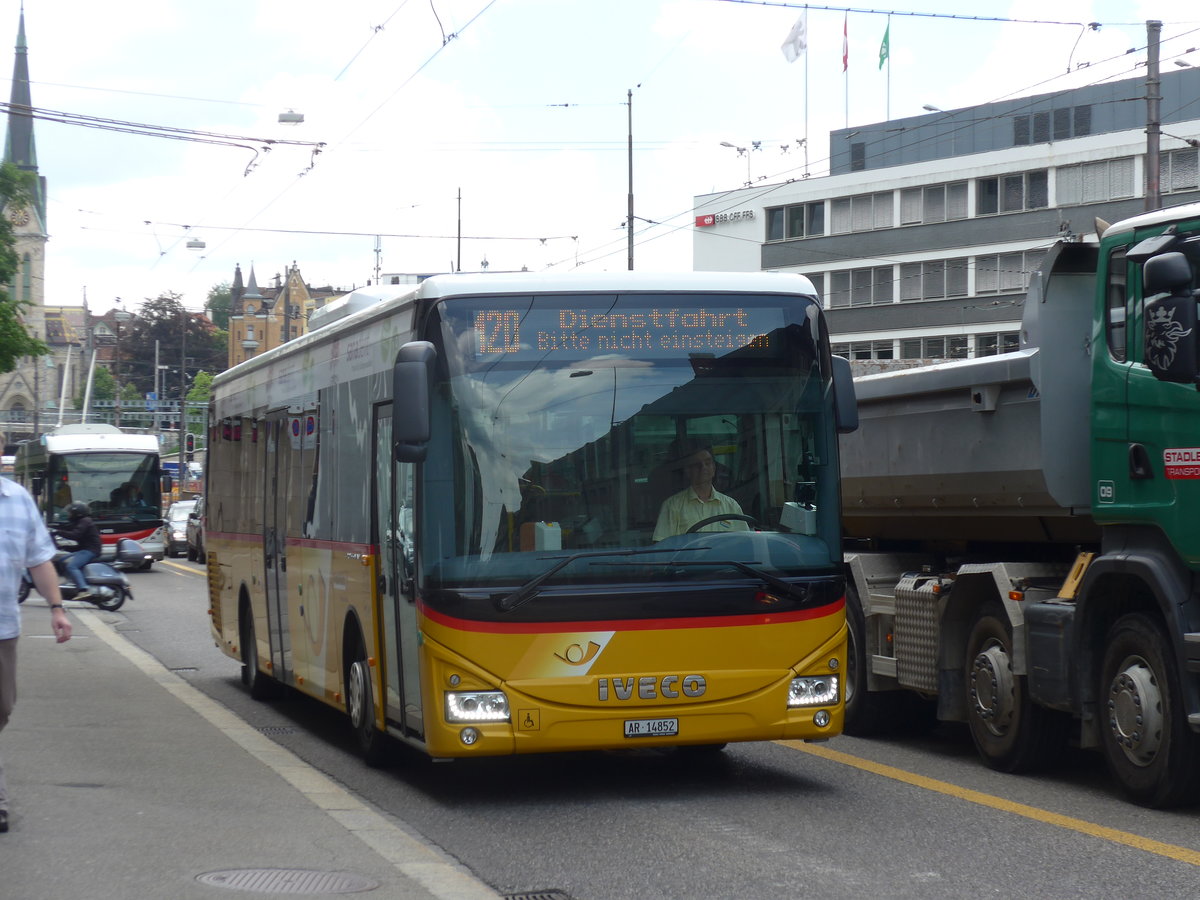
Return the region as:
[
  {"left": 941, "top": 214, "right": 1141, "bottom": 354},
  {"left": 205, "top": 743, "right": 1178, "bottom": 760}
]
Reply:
[
  {"left": 206, "top": 531, "right": 372, "bottom": 555},
  {"left": 100, "top": 527, "right": 157, "bottom": 544},
  {"left": 418, "top": 597, "right": 844, "bottom": 634}
]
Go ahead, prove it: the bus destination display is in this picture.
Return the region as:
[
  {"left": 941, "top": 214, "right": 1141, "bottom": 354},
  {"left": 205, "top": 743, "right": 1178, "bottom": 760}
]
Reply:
[{"left": 470, "top": 305, "right": 785, "bottom": 360}]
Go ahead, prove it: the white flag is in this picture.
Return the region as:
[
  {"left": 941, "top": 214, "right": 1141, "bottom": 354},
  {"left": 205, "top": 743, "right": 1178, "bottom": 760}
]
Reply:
[{"left": 781, "top": 14, "right": 807, "bottom": 63}]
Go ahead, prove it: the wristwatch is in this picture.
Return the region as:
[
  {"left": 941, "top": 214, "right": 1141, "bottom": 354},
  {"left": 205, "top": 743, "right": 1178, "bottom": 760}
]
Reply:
[{"left": 49, "top": 604, "right": 64, "bottom": 610}]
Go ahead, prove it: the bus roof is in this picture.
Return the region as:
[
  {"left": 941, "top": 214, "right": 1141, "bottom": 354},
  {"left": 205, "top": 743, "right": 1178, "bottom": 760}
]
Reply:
[
  {"left": 28, "top": 425, "right": 159, "bottom": 455},
  {"left": 409, "top": 270, "right": 819, "bottom": 300}
]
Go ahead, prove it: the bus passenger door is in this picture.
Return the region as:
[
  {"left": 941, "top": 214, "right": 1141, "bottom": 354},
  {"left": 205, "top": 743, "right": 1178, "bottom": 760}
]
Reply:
[
  {"left": 374, "top": 407, "right": 423, "bottom": 738},
  {"left": 263, "top": 414, "right": 293, "bottom": 684}
]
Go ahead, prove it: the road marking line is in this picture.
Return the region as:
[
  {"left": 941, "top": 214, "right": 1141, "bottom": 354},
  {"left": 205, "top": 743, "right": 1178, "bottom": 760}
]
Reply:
[
  {"left": 77, "top": 608, "right": 500, "bottom": 899},
  {"left": 160, "top": 560, "right": 198, "bottom": 576},
  {"left": 780, "top": 740, "right": 1200, "bottom": 866}
]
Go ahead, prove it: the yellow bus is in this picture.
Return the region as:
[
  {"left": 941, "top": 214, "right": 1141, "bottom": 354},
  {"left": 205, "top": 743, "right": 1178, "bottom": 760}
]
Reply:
[{"left": 206, "top": 272, "right": 857, "bottom": 764}]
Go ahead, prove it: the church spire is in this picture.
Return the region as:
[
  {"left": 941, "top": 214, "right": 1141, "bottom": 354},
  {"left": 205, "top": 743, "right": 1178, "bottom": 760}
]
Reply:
[{"left": 4, "top": 7, "right": 45, "bottom": 226}]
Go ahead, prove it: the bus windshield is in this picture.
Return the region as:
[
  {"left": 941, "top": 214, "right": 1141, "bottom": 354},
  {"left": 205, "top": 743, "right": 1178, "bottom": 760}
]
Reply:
[
  {"left": 422, "top": 291, "right": 841, "bottom": 599},
  {"left": 47, "top": 452, "right": 163, "bottom": 524}
]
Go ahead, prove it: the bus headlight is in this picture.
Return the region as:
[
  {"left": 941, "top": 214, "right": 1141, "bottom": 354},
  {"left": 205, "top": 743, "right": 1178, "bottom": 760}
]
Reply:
[
  {"left": 788, "top": 675, "right": 839, "bottom": 707},
  {"left": 445, "top": 690, "right": 510, "bottom": 723}
]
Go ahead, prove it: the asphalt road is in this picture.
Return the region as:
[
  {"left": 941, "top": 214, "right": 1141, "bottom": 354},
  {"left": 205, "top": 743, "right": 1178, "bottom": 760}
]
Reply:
[{"left": 105, "top": 559, "right": 1200, "bottom": 900}]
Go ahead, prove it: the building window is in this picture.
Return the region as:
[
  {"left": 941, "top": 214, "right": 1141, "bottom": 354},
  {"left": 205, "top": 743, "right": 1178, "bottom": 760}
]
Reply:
[
  {"left": 978, "top": 170, "right": 1048, "bottom": 215},
  {"left": 831, "top": 192, "right": 892, "bottom": 235},
  {"left": 1014, "top": 105, "right": 1090, "bottom": 146},
  {"left": 827, "top": 266, "right": 892, "bottom": 308},
  {"left": 899, "top": 258, "right": 969, "bottom": 302},
  {"left": 765, "top": 202, "right": 825, "bottom": 241},
  {"left": 975, "top": 332, "right": 1020, "bottom": 357},
  {"left": 850, "top": 142, "right": 866, "bottom": 172},
  {"left": 834, "top": 341, "right": 894, "bottom": 360},
  {"left": 1058, "top": 157, "right": 1135, "bottom": 205},
  {"left": 977, "top": 251, "right": 1038, "bottom": 294},
  {"left": 1163, "top": 148, "right": 1199, "bottom": 193},
  {"left": 900, "top": 182, "right": 968, "bottom": 225}
]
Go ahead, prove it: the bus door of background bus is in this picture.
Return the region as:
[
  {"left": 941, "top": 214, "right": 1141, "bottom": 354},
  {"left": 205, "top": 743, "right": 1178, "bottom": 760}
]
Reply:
[
  {"left": 373, "top": 406, "right": 423, "bottom": 738},
  {"left": 263, "top": 413, "right": 293, "bottom": 684}
]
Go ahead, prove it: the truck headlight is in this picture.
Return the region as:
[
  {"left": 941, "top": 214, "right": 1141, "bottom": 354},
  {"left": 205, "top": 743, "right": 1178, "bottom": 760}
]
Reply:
[
  {"left": 445, "top": 690, "right": 510, "bottom": 723},
  {"left": 788, "top": 675, "right": 839, "bottom": 707}
]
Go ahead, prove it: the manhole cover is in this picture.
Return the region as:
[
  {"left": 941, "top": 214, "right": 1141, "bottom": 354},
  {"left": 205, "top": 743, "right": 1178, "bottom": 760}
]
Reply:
[{"left": 196, "top": 869, "right": 378, "bottom": 894}]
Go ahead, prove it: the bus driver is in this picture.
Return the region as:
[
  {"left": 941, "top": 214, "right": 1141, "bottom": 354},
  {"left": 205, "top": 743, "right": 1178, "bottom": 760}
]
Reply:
[{"left": 652, "top": 441, "right": 749, "bottom": 541}]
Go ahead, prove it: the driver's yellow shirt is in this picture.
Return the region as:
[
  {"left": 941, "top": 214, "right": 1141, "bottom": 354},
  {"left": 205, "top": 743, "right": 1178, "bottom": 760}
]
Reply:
[{"left": 652, "top": 487, "right": 748, "bottom": 541}]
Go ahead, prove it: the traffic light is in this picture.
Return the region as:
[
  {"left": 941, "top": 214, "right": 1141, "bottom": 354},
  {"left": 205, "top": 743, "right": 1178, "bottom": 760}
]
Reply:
[{"left": 184, "top": 432, "right": 195, "bottom": 461}]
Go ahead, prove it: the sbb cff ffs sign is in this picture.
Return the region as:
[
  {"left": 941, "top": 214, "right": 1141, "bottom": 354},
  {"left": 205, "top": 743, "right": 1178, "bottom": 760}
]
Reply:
[{"left": 695, "top": 210, "right": 755, "bottom": 227}]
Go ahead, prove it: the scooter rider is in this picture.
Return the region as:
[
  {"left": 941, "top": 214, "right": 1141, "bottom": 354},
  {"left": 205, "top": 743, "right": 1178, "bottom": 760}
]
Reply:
[{"left": 54, "top": 502, "right": 102, "bottom": 601}]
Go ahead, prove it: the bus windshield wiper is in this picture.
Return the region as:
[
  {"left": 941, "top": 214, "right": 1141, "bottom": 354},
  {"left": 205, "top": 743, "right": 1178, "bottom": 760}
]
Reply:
[
  {"left": 623, "top": 558, "right": 809, "bottom": 603},
  {"left": 496, "top": 547, "right": 708, "bottom": 613}
]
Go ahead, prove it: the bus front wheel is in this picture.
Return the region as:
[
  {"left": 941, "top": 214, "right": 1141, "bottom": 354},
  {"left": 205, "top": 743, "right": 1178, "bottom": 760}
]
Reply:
[{"left": 345, "top": 634, "right": 390, "bottom": 767}]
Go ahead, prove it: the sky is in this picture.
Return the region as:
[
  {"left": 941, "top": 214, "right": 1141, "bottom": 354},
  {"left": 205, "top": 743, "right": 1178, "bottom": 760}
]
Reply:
[{"left": 0, "top": 0, "right": 1182, "bottom": 316}]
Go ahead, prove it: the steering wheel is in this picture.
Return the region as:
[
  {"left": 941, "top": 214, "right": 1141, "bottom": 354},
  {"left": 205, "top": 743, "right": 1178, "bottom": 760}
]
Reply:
[{"left": 686, "top": 513, "right": 760, "bottom": 533}]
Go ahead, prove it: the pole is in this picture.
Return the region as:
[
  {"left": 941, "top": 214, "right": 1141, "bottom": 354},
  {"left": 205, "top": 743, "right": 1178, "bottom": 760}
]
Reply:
[
  {"left": 153, "top": 339, "right": 160, "bottom": 441},
  {"left": 81, "top": 350, "right": 97, "bottom": 424},
  {"left": 627, "top": 88, "right": 634, "bottom": 271},
  {"left": 456, "top": 187, "right": 462, "bottom": 273},
  {"left": 180, "top": 311, "right": 187, "bottom": 438},
  {"left": 1145, "top": 20, "right": 1162, "bottom": 212},
  {"left": 56, "top": 345, "right": 71, "bottom": 427}
]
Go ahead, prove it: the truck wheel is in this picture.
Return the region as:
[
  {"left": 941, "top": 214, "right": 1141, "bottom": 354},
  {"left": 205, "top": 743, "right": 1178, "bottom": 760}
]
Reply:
[
  {"left": 965, "top": 604, "right": 1067, "bottom": 772},
  {"left": 843, "top": 582, "right": 906, "bottom": 736},
  {"left": 1099, "top": 614, "right": 1200, "bottom": 808}
]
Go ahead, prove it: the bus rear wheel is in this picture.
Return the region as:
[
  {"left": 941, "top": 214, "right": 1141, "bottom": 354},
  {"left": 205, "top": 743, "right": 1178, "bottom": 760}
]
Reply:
[
  {"left": 1099, "top": 613, "right": 1200, "bottom": 808},
  {"left": 345, "top": 633, "right": 390, "bottom": 767},
  {"left": 240, "top": 604, "right": 280, "bottom": 701}
]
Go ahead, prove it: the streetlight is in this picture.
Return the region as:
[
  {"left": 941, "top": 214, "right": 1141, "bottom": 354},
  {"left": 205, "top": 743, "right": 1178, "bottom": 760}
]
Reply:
[
  {"left": 922, "top": 104, "right": 942, "bottom": 112},
  {"left": 113, "top": 306, "right": 133, "bottom": 428}
]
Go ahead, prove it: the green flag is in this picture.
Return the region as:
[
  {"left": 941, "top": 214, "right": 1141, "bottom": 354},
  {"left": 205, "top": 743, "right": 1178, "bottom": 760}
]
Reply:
[{"left": 879, "top": 23, "right": 890, "bottom": 70}]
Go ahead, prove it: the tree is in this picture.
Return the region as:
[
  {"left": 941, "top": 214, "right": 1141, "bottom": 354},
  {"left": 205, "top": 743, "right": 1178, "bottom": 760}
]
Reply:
[
  {"left": 186, "top": 371, "right": 213, "bottom": 436},
  {"left": 207, "top": 282, "right": 231, "bottom": 330},
  {"left": 75, "top": 364, "right": 116, "bottom": 407},
  {"left": 0, "top": 162, "right": 45, "bottom": 373},
  {"left": 121, "top": 292, "right": 226, "bottom": 397}
]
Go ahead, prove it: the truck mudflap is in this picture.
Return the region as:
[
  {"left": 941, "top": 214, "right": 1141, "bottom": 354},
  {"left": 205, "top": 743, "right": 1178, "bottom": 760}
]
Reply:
[{"left": 1181, "top": 634, "right": 1200, "bottom": 729}]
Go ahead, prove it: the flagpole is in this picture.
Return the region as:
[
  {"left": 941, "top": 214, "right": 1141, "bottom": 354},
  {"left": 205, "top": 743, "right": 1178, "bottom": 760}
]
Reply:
[
  {"left": 843, "top": 12, "right": 849, "bottom": 130},
  {"left": 886, "top": 15, "right": 891, "bottom": 120},
  {"left": 804, "top": 10, "right": 809, "bottom": 176}
]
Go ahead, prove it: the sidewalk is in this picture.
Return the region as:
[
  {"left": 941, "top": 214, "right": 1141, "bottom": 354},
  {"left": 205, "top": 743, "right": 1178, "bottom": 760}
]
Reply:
[{"left": 0, "top": 601, "right": 501, "bottom": 900}]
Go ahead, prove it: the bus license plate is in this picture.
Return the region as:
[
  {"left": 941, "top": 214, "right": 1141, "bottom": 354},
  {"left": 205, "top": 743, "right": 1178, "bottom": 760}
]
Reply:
[{"left": 624, "top": 717, "right": 679, "bottom": 738}]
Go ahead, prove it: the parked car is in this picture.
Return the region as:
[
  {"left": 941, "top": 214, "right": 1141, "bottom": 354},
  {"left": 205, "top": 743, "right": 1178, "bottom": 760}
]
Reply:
[
  {"left": 164, "top": 499, "right": 197, "bottom": 558},
  {"left": 186, "top": 496, "right": 206, "bottom": 562}
]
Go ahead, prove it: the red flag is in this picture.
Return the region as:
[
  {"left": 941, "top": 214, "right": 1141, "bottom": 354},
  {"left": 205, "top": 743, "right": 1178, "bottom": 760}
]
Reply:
[{"left": 842, "top": 13, "right": 848, "bottom": 72}]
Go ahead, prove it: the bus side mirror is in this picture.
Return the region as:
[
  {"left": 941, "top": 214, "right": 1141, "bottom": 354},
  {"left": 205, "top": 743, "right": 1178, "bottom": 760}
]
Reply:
[
  {"left": 393, "top": 341, "right": 437, "bottom": 462},
  {"left": 161, "top": 474, "right": 173, "bottom": 494},
  {"left": 831, "top": 355, "right": 859, "bottom": 434},
  {"left": 31, "top": 474, "right": 44, "bottom": 497},
  {"left": 1143, "top": 252, "right": 1200, "bottom": 385}
]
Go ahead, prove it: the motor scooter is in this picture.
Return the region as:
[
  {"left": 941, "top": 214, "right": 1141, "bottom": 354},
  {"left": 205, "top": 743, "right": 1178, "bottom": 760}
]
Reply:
[{"left": 16, "top": 534, "right": 139, "bottom": 611}]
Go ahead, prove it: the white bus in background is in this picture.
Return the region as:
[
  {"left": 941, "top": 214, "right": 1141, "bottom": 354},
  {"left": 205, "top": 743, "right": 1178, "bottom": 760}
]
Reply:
[{"left": 14, "top": 424, "right": 169, "bottom": 569}]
